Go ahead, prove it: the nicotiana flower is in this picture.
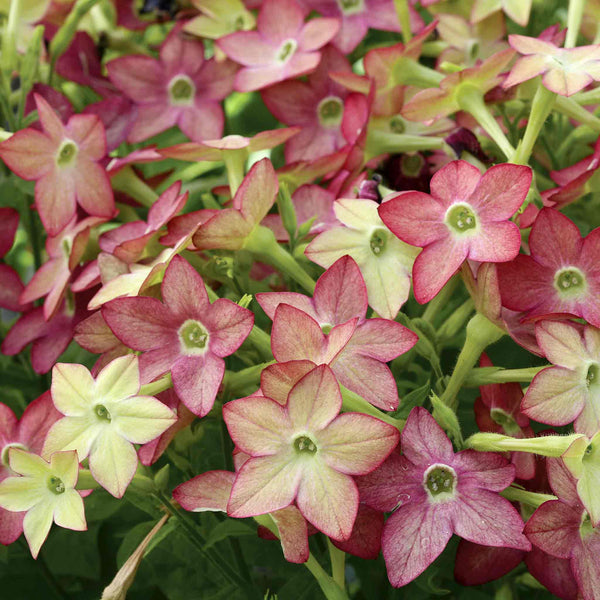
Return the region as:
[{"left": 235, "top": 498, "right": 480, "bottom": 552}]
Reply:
[
  {"left": 0, "top": 393, "right": 61, "bottom": 546},
  {"left": 497, "top": 208, "right": 600, "bottom": 328},
  {"left": 522, "top": 320, "right": 600, "bottom": 436},
  {"left": 470, "top": 0, "right": 532, "bottom": 27},
  {"left": 216, "top": 0, "right": 339, "bottom": 92},
  {"left": 0, "top": 449, "right": 85, "bottom": 558},
  {"left": 102, "top": 255, "right": 254, "bottom": 417},
  {"left": 223, "top": 364, "right": 399, "bottom": 540},
  {"left": 43, "top": 355, "right": 177, "bottom": 497},
  {"left": 107, "top": 25, "right": 237, "bottom": 142},
  {"left": 184, "top": 0, "right": 256, "bottom": 41},
  {"left": 357, "top": 407, "right": 531, "bottom": 587},
  {"left": 525, "top": 457, "right": 600, "bottom": 600},
  {"left": 379, "top": 160, "right": 532, "bottom": 303},
  {"left": 305, "top": 198, "right": 419, "bottom": 319},
  {"left": 0, "top": 207, "right": 26, "bottom": 312},
  {"left": 503, "top": 35, "right": 600, "bottom": 96},
  {"left": 0, "top": 94, "right": 114, "bottom": 235},
  {"left": 257, "top": 255, "right": 418, "bottom": 410}
]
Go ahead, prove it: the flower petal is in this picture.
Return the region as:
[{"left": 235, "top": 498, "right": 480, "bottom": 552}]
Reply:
[{"left": 51, "top": 363, "right": 95, "bottom": 416}]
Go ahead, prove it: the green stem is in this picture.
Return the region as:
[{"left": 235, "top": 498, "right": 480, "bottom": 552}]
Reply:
[
  {"left": 111, "top": 166, "right": 158, "bottom": 208},
  {"left": 420, "top": 41, "right": 449, "bottom": 58},
  {"left": 223, "top": 361, "right": 275, "bottom": 396},
  {"left": 501, "top": 486, "right": 557, "bottom": 508},
  {"left": 140, "top": 373, "right": 172, "bottom": 396},
  {"left": 304, "top": 555, "right": 349, "bottom": 600},
  {"left": 439, "top": 313, "right": 504, "bottom": 410},
  {"left": 25, "top": 196, "right": 43, "bottom": 272},
  {"left": 154, "top": 490, "right": 249, "bottom": 590},
  {"left": 511, "top": 84, "right": 557, "bottom": 165},
  {"left": 245, "top": 326, "right": 274, "bottom": 361},
  {"left": 245, "top": 225, "right": 316, "bottom": 294},
  {"left": 341, "top": 386, "right": 404, "bottom": 430},
  {"left": 421, "top": 276, "right": 459, "bottom": 324},
  {"left": 327, "top": 539, "right": 346, "bottom": 591},
  {"left": 466, "top": 431, "right": 585, "bottom": 457},
  {"left": 393, "top": 0, "right": 412, "bottom": 43},
  {"left": 463, "top": 365, "right": 546, "bottom": 387},
  {"left": 223, "top": 149, "right": 246, "bottom": 197},
  {"left": 574, "top": 87, "right": 600, "bottom": 105},
  {"left": 365, "top": 131, "right": 444, "bottom": 161},
  {"left": 456, "top": 85, "right": 515, "bottom": 159},
  {"left": 565, "top": 0, "right": 585, "bottom": 48},
  {"left": 436, "top": 298, "right": 475, "bottom": 342},
  {"left": 555, "top": 95, "right": 600, "bottom": 131},
  {"left": 2, "top": 0, "right": 20, "bottom": 76},
  {"left": 397, "top": 58, "right": 444, "bottom": 88}
]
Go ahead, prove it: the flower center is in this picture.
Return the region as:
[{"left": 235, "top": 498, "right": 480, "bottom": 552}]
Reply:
[
  {"left": 0, "top": 442, "right": 28, "bottom": 468},
  {"left": 94, "top": 404, "right": 112, "bottom": 421},
  {"left": 178, "top": 319, "right": 210, "bottom": 355},
  {"left": 423, "top": 464, "right": 456, "bottom": 501},
  {"left": 553, "top": 267, "right": 587, "bottom": 298},
  {"left": 490, "top": 408, "right": 521, "bottom": 436},
  {"left": 580, "top": 511, "right": 594, "bottom": 540},
  {"left": 369, "top": 228, "right": 388, "bottom": 256},
  {"left": 56, "top": 140, "right": 78, "bottom": 168},
  {"left": 276, "top": 39, "right": 297, "bottom": 63},
  {"left": 389, "top": 116, "right": 405, "bottom": 134},
  {"left": 47, "top": 476, "right": 66, "bottom": 495},
  {"left": 293, "top": 435, "right": 317, "bottom": 455},
  {"left": 336, "top": 0, "right": 365, "bottom": 15},
  {"left": 317, "top": 96, "right": 344, "bottom": 128},
  {"left": 586, "top": 363, "right": 600, "bottom": 387},
  {"left": 401, "top": 153, "right": 425, "bottom": 177},
  {"left": 445, "top": 203, "right": 477, "bottom": 234},
  {"left": 168, "top": 75, "right": 196, "bottom": 106}
]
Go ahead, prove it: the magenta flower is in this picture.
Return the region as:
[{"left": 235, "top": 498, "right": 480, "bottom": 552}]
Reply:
[
  {"left": 0, "top": 392, "right": 61, "bottom": 546},
  {"left": 107, "top": 25, "right": 237, "bottom": 143},
  {"left": 0, "top": 207, "right": 26, "bottom": 312},
  {"left": 261, "top": 46, "right": 352, "bottom": 163},
  {"left": 379, "top": 160, "right": 532, "bottom": 303},
  {"left": 357, "top": 407, "right": 531, "bottom": 587},
  {"left": 497, "top": 208, "right": 600, "bottom": 328},
  {"left": 102, "top": 255, "right": 254, "bottom": 417},
  {"left": 223, "top": 364, "right": 399, "bottom": 540},
  {"left": 216, "top": 0, "right": 339, "bottom": 92},
  {"left": 522, "top": 320, "right": 600, "bottom": 437},
  {"left": 475, "top": 354, "right": 536, "bottom": 480},
  {"left": 0, "top": 95, "right": 114, "bottom": 235},
  {"left": 525, "top": 457, "right": 600, "bottom": 600},
  {"left": 258, "top": 256, "right": 418, "bottom": 410}
]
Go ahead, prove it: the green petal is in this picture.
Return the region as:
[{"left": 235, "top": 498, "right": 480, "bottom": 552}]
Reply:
[{"left": 23, "top": 502, "right": 54, "bottom": 559}]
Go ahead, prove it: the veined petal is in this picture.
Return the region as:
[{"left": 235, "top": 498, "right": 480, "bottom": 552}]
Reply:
[
  {"left": 49, "top": 450, "right": 80, "bottom": 489},
  {"left": 271, "top": 304, "right": 327, "bottom": 363},
  {"left": 89, "top": 428, "right": 137, "bottom": 498},
  {"left": 51, "top": 363, "right": 95, "bottom": 415},
  {"left": 536, "top": 320, "right": 589, "bottom": 369},
  {"left": 174, "top": 471, "right": 234, "bottom": 512},
  {"left": 161, "top": 255, "right": 209, "bottom": 320},
  {"left": 453, "top": 450, "right": 515, "bottom": 491},
  {"left": 318, "top": 413, "right": 399, "bottom": 475},
  {"left": 270, "top": 506, "right": 309, "bottom": 563},
  {"left": 96, "top": 355, "right": 141, "bottom": 404},
  {"left": 296, "top": 459, "right": 358, "bottom": 541},
  {"left": 260, "top": 360, "right": 317, "bottom": 405},
  {"left": 0, "top": 129, "right": 55, "bottom": 179},
  {"left": 205, "top": 298, "right": 254, "bottom": 357},
  {"left": 53, "top": 489, "right": 86, "bottom": 531},
  {"left": 305, "top": 226, "right": 371, "bottom": 269},
  {"left": 42, "top": 415, "right": 99, "bottom": 460},
  {"left": 8, "top": 448, "right": 50, "bottom": 478},
  {"left": 236, "top": 158, "right": 278, "bottom": 225},
  {"left": 256, "top": 292, "right": 317, "bottom": 322},
  {"left": 430, "top": 160, "right": 482, "bottom": 207},
  {"left": 36, "top": 169, "right": 77, "bottom": 236},
  {"left": 402, "top": 407, "right": 454, "bottom": 465},
  {"left": 0, "top": 477, "right": 45, "bottom": 512},
  {"left": 23, "top": 501, "right": 54, "bottom": 559},
  {"left": 111, "top": 396, "right": 176, "bottom": 444}
]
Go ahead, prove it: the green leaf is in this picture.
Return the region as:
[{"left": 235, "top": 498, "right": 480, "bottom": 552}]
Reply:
[
  {"left": 204, "top": 518, "right": 256, "bottom": 550},
  {"left": 430, "top": 391, "right": 464, "bottom": 448},
  {"left": 396, "top": 382, "right": 430, "bottom": 420}
]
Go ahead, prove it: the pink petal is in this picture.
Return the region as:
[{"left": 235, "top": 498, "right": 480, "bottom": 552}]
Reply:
[
  {"left": 178, "top": 102, "right": 224, "bottom": 143},
  {"left": 454, "top": 541, "right": 525, "bottom": 585},
  {"left": 172, "top": 353, "right": 225, "bottom": 417},
  {"left": 66, "top": 114, "right": 106, "bottom": 160},
  {"left": 453, "top": 450, "right": 515, "bottom": 492},
  {"left": 271, "top": 304, "right": 326, "bottom": 363},
  {"left": 503, "top": 55, "right": 549, "bottom": 89},
  {"left": 0, "top": 207, "right": 19, "bottom": 257},
  {"left": 260, "top": 360, "right": 317, "bottom": 405},
  {"left": 193, "top": 209, "right": 250, "bottom": 250},
  {"left": 257, "top": 0, "right": 304, "bottom": 45},
  {"left": 0, "top": 129, "right": 55, "bottom": 180},
  {"left": 270, "top": 506, "right": 309, "bottom": 563},
  {"left": 347, "top": 319, "right": 418, "bottom": 361},
  {"left": 236, "top": 158, "right": 278, "bottom": 224},
  {"left": 0, "top": 510, "right": 24, "bottom": 545},
  {"left": 508, "top": 34, "right": 558, "bottom": 55},
  {"left": 139, "top": 345, "right": 180, "bottom": 384},
  {"left": 382, "top": 502, "right": 453, "bottom": 587},
  {"left": 35, "top": 169, "right": 76, "bottom": 236},
  {"left": 256, "top": 292, "right": 317, "bottom": 321},
  {"left": 318, "top": 412, "right": 399, "bottom": 475},
  {"left": 467, "top": 221, "right": 522, "bottom": 263},
  {"left": 287, "top": 364, "right": 342, "bottom": 431},
  {"left": 73, "top": 160, "right": 115, "bottom": 219},
  {"left": 204, "top": 298, "right": 254, "bottom": 357},
  {"left": 35, "top": 94, "right": 66, "bottom": 142},
  {"left": 161, "top": 255, "right": 209, "bottom": 320},
  {"left": 401, "top": 407, "right": 454, "bottom": 465},
  {"left": 173, "top": 470, "right": 234, "bottom": 512},
  {"left": 525, "top": 547, "right": 578, "bottom": 600},
  {"left": 127, "top": 104, "right": 179, "bottom": 143},
  {"left": 524, "top": 500, "right": 581, "bottom": 558},
  {"left": 0, "top": 264, "right": 26, "bottom": 311},
  {"left": 496, "top": 255, "right": 554, "bottom": 312},
  {"left": 331, "top": 504, "right": 384, "bottom": 559},
  {"left": 571, "top": 533, "right": 600, "bottom": 600},
  {"left": 18, "top": 391, "right": 62, "bottom": 453},
  {"left": 217, "top": 31, "right": 276, "bottom": 67},
  {"left": 430, "top": 160, "right": 482, "bottom": 207},
  {"left": 160, "top": 27, "right": 205, "bottom": 74},
  {"left": 297, "top": 18, "right": 340, "bottom": 52},
  {"left": 261, "top": 80, "right": 319, "bottom": 125},
  {"left": 106, "top": 56, "right": 166, "bottom": 104},
  {"left": 536, "top": 320, "right": 588, "bottom": 369}
]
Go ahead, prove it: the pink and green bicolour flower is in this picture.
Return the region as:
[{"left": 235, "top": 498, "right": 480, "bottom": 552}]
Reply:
[
  {"left": 497, "top": 208, "right": 600, "bottom": 328},
  {"left": 102, "top": 255, "right": 254, "bottom": 417},
  {"left": 43, "top": 355, "right": 176, "bottom": 498},
  {"left": 216, "top": 0, "right": 339, "bottom": 92},
  {"left": 0, "top": 94, "right": 114, "bottom": 236},
  {"left": 223, "top": 364, "right": 399, "bottom": 541},
  {"left": 0, "top": 449, "right": 85, "bottom": 559},
  {"left": 257, "top": 255, "right": 417, "bottom": 410},
  {"left": 379, "top": 160, "right": 532, "bottom": 303},
  {"left": 357, "top": 407, "right": 531, "bottom": 588},
  {"left": 522, "top": 320, "right": 600, "bottom": 437},
  {"left": 107, "top": 25, "right": 237, "bottom": 143}
]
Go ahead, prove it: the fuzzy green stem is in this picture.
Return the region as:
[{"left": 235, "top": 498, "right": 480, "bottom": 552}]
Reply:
[
  {"left": 463, "top": 365, "right": 546, "bottom": 387},
  {"left": 512, "top": 84, "right": 557, "bottom": 165},
  {"left": 436, "top": 298, "right": 475, "bottom": 342},
  {"left": 397, "top": 58, "right": 445, "bottom": 88},
  {"left": 140, "top": 373, "right": 172, "bottom": 396},
  {"left": 304, "top": 555, "right": 349, "bottom": 600},
  {"left": 2, "top": 0, "right": 20, "bottom": 76},
  {"left": 365, "top": 131, "right": 444, "bottom": 160},
  {"left": 466, "top": 432, "right": 586, "bottom": 457},
  {"left": 75, "top": 469, "right": 102, "bottom": 490},
  {"left": 421, "top": 276, "right": 459, "bottom": 324},
  {"left": 393, "top": 0, "right": 412, "bottom": 44},
  {"left": 565, "top": 0, "right": 585, "bottom": 48},
  {"left": 555, "top": 96, "right": 600, "bottom": 131},
  {"left": 439, "top": 313, "right": 504, "bottom": 410},
  {"left": 341, "top": 386, "right": 404, "bottom": 430},
  {"left": 456, "top": 85, "right": 515, "bottom": 159},
  {"left": 223, "top": 149, "right": 246, "bottom": 197},
  {"left": 574, "top": 88, "right": 600, "bottom": 105},
  {"left": 111, "top": 166, "right": 159, "bottom": 208},
  {"left": 245, "top": 225, "right": 316, "bottom": 294},
  {"left": 245, "top": 326, "right": 275, "bottom": 361},
  {"left": 223, "top": 361, "right": 275, "bottom": 396},
  {"left": 327, "top": 540, "right": 346, "bottom": 591},
  {"left": 501, "top": 486, "right": 557, "bottom": 508}
]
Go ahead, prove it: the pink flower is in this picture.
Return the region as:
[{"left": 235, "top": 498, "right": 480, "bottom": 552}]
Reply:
[
  {"left": 257, "top": 255, "right": 417, "bottom": 410},
  {"left": 497, "top": 208, "right": 600, "bottom": 327},
  {"left": 0, "top": 207, "right": 26, "bottom": 312},
  {"left": 0, "top": 95, "right": 114, "bottom": 236},
  {"left": 379, "top": 160, "right": 532, "bottom": 303},
  {"left": 107, "top": 26, "right": 237, "bottom": 143},
  {"left": 358, "top": 407, "right": 531, "bottom": 587},
  {"left": 0, "top": 393, "right": 61, "bottom": 545},
  {"left": 102, "top": 255, "right": 254, "bottom": 417},
  {"left": 261, "top": 46, "right": 352, "bottom": 163},
  {"left": 216, "top": 0, "right": 339, "bottom": 92},
  {"left": 223, "top": 364, "right": 399, "bottom": 540}
]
